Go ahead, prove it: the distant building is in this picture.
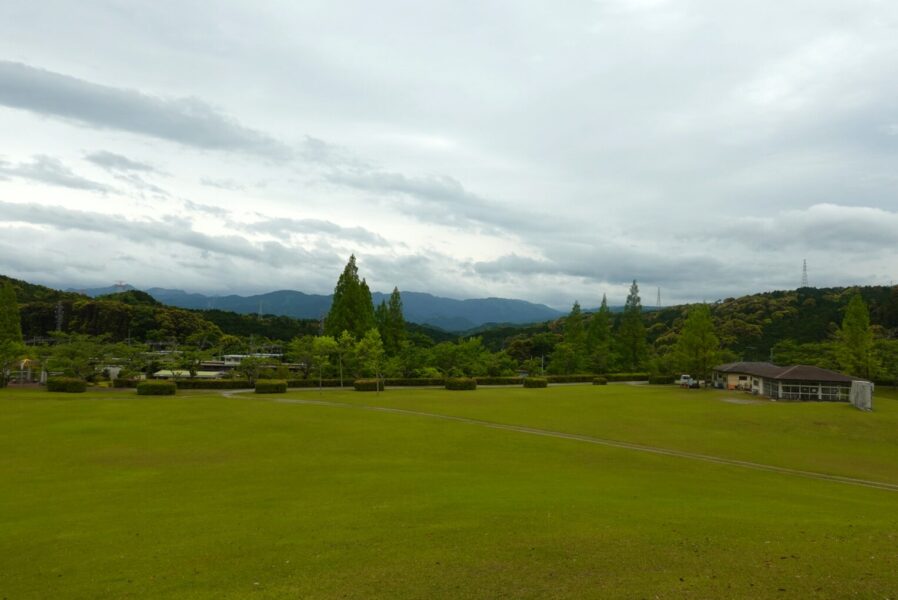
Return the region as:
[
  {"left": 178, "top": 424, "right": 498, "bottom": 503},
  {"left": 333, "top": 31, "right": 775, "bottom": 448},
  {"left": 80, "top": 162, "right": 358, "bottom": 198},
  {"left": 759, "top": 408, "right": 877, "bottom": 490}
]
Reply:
[{"left": 712, "top": 361, "right": 872, "bottom": 403}]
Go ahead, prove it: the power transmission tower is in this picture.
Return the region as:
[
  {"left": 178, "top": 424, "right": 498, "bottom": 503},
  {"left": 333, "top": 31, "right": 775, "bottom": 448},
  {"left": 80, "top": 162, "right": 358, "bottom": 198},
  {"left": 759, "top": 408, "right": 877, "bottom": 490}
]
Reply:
[
  {"left": 656, "top": 287, "right": 661, "bottom": 309},
  {"left": 801, "top": 259, "right": 809, "bottom": 288}
]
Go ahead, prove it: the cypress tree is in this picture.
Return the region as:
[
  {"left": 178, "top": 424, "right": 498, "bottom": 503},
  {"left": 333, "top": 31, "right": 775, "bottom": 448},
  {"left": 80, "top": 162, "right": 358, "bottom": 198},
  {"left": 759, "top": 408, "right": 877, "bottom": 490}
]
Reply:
[
  {"left": 384, "top": 287, "right": 406, "bottom": 356},
  {"left": 672, "top": 303, "right": 720, "bottom": 380},
  {"left": 586, "top": 294, "right": 613, "bottom": 373},
  {"left": 0, "top": 281, "right": 25, "bottom": 387},
  {"left": 325, "top": 255, "right": 376, "bottom": 339},
  {"left": 834, "top": 293, "right": 879, "bottom": 379},
  {"left": 617, "top": 280, "right": 646, "bottom": 371}
]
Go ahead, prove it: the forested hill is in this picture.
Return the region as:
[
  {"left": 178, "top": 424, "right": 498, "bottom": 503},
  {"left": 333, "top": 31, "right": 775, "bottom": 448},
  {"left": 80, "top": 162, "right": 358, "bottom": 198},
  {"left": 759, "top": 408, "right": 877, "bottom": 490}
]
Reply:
[{"left": 646, "top": 285, "right": 898, "bottom": 359}]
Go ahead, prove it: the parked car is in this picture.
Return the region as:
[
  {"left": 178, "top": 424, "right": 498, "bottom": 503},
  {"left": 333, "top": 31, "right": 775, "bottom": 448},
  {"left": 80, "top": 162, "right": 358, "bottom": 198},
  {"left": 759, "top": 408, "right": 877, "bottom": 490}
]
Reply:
[{"left": 678, "top": 374, "right": 694, "bottom": 387}]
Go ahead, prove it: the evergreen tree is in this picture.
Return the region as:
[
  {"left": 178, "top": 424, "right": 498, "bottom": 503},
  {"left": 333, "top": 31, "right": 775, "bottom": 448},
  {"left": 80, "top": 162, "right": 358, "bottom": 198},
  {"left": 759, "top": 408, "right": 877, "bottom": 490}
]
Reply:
[
  {"left": 560, "top": 301, "right": 586, "bottom": 372},
  {"left": 672, "top": 304, "right": 721, "bottom": 380},
  {"left": 834, "top": 293, "right": 879, "bottom": 379},
  {"left": 617, "top": 280, "right": 646, "bottom": 371},
  {"left": 586, "top": 294, "right": 613, "bottom": 373},
  {"left": 384, "top": 287, "right": 407, "bottom": 356},
  {"left": 325, "top": 255, "right": 376, "bottom": 339},
  {"left": 0, "top": 281, "right": 25, "bottom": 387}
]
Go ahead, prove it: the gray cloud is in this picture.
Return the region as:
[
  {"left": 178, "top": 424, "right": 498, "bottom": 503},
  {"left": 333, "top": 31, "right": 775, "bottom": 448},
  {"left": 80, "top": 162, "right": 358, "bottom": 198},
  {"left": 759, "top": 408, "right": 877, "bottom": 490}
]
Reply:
[
  {"left": 0, "top": 154, "right": 113, "bottom": 193},
  {"left": 85, "top": 150, "right": 158, "bottom": 173},
  {"left": 0, "top": 61, "right": 291, "bottom": 159},
  {"left": 245, "top": 216, "right": 389, "bottom": 247},
  {"left": 0, "top": 200, "right": 297, "bottom": 266},
  {"left": 200, "top": 177, "right": 246, "bottom": 191}
]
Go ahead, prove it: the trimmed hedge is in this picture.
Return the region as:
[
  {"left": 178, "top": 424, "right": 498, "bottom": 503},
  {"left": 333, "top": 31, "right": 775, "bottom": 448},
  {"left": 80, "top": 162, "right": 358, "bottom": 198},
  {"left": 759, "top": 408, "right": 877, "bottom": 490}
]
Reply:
[
  {"left": 255, "top": 379, "right": 287, "bottom": 394},
  {"left": 354, "top": 379, "right": 384, "bottom": 392},
  {"left": 523, "top": 377, "right": 548, "bottom": 388},
  {"left": 544, "top": 374, "right": 595, "bottom": 383},
  {"left": 604, "top": 372, "right": 651, "bottom": 382},
  {"left": 174, "top": 379, "right": 251, "bottom": 389},
  {"left": 112, "top": 378, "right": 140, "bottom": 388},
  {"left": 46, "top": 377, "right": 87, "bottom": 393},
  {"left": 476, "top": 376, "right": 524, "bottom": 385},
  {"left": 384, "top": 377, "right": 445, "bottom": 387},
  {"left": 593, "top": 376, "right": 608, "bottom": 385},
  {"left": 446, "top": 377, "right": 477, "bottom": 391},
  {"left": 137, "top": 381, "right": 177, "bottom": 395},
  {"left": 648, "top": 375, "right": 676, "bottom": 385},
  {"left": 287, "top": 378, "right": 353, "bottom": 388}
]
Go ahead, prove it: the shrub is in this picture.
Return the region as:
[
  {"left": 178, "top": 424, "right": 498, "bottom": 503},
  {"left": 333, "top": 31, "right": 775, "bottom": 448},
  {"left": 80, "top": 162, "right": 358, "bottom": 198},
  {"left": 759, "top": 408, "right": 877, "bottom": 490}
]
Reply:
[
  {"left": 523, "top": 377, "right": 548, "bottom": 388},
  {"left": 648, "top": 375, "right": 675, "bottom": 385},
  {"left": 446, "top": 377, "right": 477, "bottom": 391},
  {"left": 475, "top": 376, "right": 524, "bottom": 385},
  {"left": 112, "top": 378, "right": 140, "bottom": 388},
  {"left": 255, "top": 379, "right": 287, "bottom": 394},
  {"left": 604, "top": 372, "right": 650, "bottom": 382},
  {"left": 593, "top": 376, "right": 608, "bottom": 385},
  {"left": 288, "top": 378, "right": 353, "bottom": 388},
  {"left": 544, "top": 374, "right": 595, "bottom": 383},
  {"left": 354, "top": 379, "right": 384, "bottom": 392},
  {"left": 137, "top": 381, "right": 177, "bottom": 395},
  {"left": 46, "top": 377, "right": 87, "bottom": 393},
  {"left": 174, "top": 379, "right": 251, "bottom": 390},
  {"left": 383, "top": 378, "right": 445, "bottom": 387}
]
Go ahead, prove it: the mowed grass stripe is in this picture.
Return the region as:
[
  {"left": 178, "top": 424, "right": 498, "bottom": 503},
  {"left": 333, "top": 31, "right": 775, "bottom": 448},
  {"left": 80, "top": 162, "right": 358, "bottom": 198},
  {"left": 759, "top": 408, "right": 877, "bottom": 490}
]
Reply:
[{"left": 264, "top": 395, "right": 898, "bottom": 493}]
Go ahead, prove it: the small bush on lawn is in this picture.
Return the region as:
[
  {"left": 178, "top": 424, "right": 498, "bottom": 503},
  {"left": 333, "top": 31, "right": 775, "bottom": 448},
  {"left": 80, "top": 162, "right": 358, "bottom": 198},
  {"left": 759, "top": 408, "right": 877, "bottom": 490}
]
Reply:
[
  {"left": 544, "top": 374, "right": 594, "bottom": 383},
  {"left": 648, "top": 375, "right": 675, "bottom": 385},
  {"left": 523, "top": 377, "right": 548, "bottom": 388},
  {"left": 137, "top": 381, "right": 177, "bottom": 395},
  {"left": 384, "top": 377, "right": 445, "bottom": 387},
  {"left": 112, "top": 378, "right": 140, "bottom": 388},
  {"left": 175, "top": 379, "right": 252, "bottom": 390},
  {"left": 288, "top": 378, "right": 351, "bottom": 388},
  {"left": 446, "top": 377, "right": 477, "bottom": 391},
  {"left": 255, "top": 379, "right": 287, "bottom": 394},
  {"left": 354, "top": 379, "right": 384, "bottom": 392},
  {"left": 46, "top": 377, "right": 87, "bottom": 393},
  {"left": 593, "top": 376, "right": 608, "bottom": 385},
  {"left": 604, "top": 372, "right": 650, "bottom": 382},
  {"left": 476, "top": 376, "right": 524, "bottom": 385}
]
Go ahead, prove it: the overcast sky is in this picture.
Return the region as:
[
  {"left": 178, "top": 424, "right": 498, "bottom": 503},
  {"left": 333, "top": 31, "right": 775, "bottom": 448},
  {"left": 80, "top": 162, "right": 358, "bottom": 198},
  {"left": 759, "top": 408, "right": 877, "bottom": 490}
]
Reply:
[{"left": 1, "top": 0, "right": 896, "bottom": 308}]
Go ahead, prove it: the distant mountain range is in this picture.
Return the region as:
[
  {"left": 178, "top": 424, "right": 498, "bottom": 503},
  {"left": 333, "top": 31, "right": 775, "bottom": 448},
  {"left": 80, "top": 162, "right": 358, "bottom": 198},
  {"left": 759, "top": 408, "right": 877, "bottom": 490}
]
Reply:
[{"left": 70, "top": 285, "right": 566, "bottom": 331}]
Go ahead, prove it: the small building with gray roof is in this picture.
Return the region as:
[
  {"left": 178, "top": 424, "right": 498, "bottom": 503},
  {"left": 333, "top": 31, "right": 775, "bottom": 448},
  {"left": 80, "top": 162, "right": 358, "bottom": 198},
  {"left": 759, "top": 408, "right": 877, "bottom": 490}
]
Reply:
[{"left": 712, "top": 361, "right": 870, "bottom": 402}]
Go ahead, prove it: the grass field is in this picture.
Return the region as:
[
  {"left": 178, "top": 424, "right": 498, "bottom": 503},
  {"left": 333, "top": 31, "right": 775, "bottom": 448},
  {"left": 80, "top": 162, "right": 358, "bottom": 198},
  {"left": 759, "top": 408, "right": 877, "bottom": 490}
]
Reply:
[{"left": 2, "top": 384, "right": 897, "bottom": 599}]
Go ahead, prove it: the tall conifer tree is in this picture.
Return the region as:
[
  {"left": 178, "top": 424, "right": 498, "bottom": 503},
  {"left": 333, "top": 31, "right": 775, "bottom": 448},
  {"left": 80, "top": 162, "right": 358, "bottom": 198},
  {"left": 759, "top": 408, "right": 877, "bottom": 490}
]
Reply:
[
  {"left": 617, "top": 280, "right": 646, "bottom": 371},
  {"left": 834, "top": 293, "right": 879, "bottom": 379},
  {"left": 0, "top": 281, "right": 25, "bottom": 387},
  {"left": 586, "top": 294, "right": 613, "bottom": 373},
  {"left": 325, "top": 255, "right": 376, "bottom": 339}
]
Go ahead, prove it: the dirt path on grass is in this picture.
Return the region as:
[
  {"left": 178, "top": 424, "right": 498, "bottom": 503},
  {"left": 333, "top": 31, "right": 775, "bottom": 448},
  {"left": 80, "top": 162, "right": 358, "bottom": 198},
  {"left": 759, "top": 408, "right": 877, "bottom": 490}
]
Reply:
[{"left": 224, "top": 392, "right": 898, "bottom": 493}]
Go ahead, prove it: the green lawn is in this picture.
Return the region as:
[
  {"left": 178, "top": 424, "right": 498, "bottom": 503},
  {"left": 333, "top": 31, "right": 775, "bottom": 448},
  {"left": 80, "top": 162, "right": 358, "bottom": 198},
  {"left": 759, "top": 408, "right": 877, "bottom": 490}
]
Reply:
[{"left": 1, "top": 385, "right": 897, "bottom": 599}]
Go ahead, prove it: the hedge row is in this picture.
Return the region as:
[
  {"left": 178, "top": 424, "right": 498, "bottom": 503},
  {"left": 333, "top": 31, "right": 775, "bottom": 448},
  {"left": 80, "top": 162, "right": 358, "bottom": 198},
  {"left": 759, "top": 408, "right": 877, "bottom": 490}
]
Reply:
[
  {"left": 287, "top": 378, "right": 352, "bottom": 388},
  {"left": 174, "top": 379, "right": 252, "bottom": 389},
  {"left": 112, "top": 378, "right": 140, "bottom": 388},
  {"left": 593, "top": 376, "right": 608, "bottom": 385},
  {"left": 446, "top": 377, "right": 477, "bottom": 391},
  {"left": 255, "top": 379, "right": 287, "bottom": 394},
  {"left": 648, "top": 375, "right": 676, "bottom": 385},
  {"left": 475, "top": 376, "right": 524, "bottom": 385},
  {"left": 354, "top": 379, "right": 384, "bottom": 392},
  {"left": 544, "top": 374, "right": 595, "bottom": 383},
  {"left": 47, "top": 377, "right": 87, "bottom": 393},
  {"left": 604, "top": 372, "right": 651, "bottom": 382},
  {"left": 384, "top": 377, "right": 445, "bottom": 387},
  {"left": 137, "top": 381, "right": 177, "bottom": 395},
  {"left": 523, "top": 377, "right": 548, "bottom": 388}
]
